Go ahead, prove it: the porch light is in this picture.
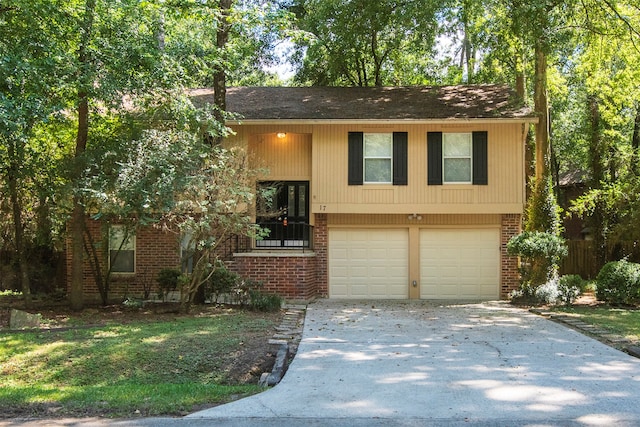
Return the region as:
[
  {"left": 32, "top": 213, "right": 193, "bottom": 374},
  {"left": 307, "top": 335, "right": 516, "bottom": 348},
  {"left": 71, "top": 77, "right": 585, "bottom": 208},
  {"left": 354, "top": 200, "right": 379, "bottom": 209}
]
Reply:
[
  {"left": 408, "top": 213, "right": 422, "bottom": 221},
  {"left": 277, "top": 132, "right": 286, "bottom": 139}
]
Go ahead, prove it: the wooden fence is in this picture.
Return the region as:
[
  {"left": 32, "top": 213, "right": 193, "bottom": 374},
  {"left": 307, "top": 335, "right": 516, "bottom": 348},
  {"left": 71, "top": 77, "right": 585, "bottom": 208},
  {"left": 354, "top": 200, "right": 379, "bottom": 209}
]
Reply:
[{"left": 560, "top": 240, "right": 640, "bottom": 279}]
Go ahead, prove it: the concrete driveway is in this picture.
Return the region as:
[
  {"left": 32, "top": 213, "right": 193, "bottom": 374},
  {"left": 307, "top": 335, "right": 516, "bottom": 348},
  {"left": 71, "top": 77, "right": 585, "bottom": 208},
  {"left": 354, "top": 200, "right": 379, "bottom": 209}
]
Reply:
[
  {"left": 188, "top": 299, "right": 640, "bottom": 426},
  {"left": 8, "top": 300, "right": 640, "bottom": 427}
]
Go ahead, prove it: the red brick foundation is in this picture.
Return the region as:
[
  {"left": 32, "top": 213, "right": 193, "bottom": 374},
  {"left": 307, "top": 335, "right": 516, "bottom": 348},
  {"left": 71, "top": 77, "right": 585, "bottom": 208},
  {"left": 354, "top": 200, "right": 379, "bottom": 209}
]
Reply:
[
  {"left": 500, "top": 213, "right": 522, "bottom": 298},
  {"left": 226, "top": 214, "right": 327, "bottom": 301},
  {"left": 65, "top": 219, "right": 179, "bottom": 302},
  {"left": 68, "top": 212, "right": 520, "bottom": 302},
  {"left": 231, "top": 252, "right": 317, "bottom": 300}
]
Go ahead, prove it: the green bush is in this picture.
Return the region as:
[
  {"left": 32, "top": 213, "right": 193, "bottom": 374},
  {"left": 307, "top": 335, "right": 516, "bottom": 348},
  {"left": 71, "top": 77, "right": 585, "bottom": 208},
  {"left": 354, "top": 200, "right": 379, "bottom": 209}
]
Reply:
[
  {"left": 507, "top": 231, "right": 568, "bottom": 288},
  {"left": 156, "top": 268, "right": 182, "bottom": 299},
  {"left": 249, "top": 289, "right": 283, "bottom": 312},
  {"left": 557, "top": 275, "right": 583, "bottom": 305},
  {"left": 204, "top": 261, "right": 240, "bottom": 303},
  {"left": 596, "top": 260, "right": 640, "bottom": 305}
]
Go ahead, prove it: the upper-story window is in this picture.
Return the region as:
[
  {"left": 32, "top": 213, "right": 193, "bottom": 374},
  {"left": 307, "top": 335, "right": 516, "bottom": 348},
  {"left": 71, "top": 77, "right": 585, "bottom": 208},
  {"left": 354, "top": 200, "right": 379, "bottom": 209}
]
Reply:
[
  {"left": 348, "top": 132, "right": 408, "bottom": 186},
  {"left": 364, "top": 133, "right": 392, "bottom": 183},
  {"left": 428, "top": 131, "right": 488, "bottom": 186},
  {"left": 109, "top": 225, "right": 135, "bottom": 273},
  {"left": 443, "top": 133, "right": 472, "bottom": 184}
]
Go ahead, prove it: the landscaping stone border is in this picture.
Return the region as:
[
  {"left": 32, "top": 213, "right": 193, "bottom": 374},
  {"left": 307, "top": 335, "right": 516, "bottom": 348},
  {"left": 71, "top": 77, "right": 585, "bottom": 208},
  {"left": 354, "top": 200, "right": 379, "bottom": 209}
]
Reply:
[
  {"left": 530, "top": 308, "right": 640, "bottom": 359},
  {"left": 259, "top": 304, "right": 306, "bottom": 387}
]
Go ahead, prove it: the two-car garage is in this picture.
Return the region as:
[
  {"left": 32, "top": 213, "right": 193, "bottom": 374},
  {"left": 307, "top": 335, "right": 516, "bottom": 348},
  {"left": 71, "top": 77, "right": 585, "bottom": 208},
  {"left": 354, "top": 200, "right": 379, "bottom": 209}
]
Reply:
[{"left": 328, "top": 228, "right": 500, "bottom": 300}]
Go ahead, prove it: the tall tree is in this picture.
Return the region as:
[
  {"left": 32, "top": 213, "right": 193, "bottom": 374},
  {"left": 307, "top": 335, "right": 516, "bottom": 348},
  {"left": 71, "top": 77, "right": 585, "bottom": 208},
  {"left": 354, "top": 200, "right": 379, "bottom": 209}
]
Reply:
[
  {"left": 213, "top": 0, "right": 233, "bottom": 126},
  {"left": 569, "top": 0, "right": 640, "bottom": 263},
  {"left": 0, "top": 0, "right": 69, "bottom": 305},
  {"left": 67, "top": 0, "right": 172, "bottom": 309},
  {"left": 290, "top": 0, "right": 445, "bottom": 86}
]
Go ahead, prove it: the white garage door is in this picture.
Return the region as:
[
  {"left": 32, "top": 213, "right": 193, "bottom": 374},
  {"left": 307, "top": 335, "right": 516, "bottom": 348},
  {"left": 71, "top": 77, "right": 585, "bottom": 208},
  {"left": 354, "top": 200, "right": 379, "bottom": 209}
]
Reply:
[
  {"left": 329, "top": 229, "right": 408, "bottom": 299},
  {"left": 420, "top": 229, "right": 500, "bottom": 300}
]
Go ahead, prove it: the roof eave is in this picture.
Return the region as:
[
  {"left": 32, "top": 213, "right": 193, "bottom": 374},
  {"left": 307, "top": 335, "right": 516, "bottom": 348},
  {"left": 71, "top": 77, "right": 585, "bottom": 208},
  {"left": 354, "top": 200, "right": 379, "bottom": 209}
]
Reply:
[{"left": 226, "top": 117, "right": 539, "bottom": 126}]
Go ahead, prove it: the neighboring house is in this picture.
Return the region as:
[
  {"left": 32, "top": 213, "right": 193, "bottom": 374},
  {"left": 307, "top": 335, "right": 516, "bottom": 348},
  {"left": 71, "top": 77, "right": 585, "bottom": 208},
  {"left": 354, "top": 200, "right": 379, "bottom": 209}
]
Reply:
[
  {"left": 67, "top": 85, "right": 536, "bottom": 302},
  {"left": 557, "top": 169, "right": 590, "bottom": 240}
]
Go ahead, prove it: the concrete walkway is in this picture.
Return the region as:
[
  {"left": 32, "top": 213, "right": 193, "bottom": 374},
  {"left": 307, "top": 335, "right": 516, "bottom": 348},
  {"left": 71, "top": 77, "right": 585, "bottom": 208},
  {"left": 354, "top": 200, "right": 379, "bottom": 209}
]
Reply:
[
  {"left": 187, "top": 300, "right": 640, "bottom": 426},
  {"left": 4, "top": 300, "right": 640, "bottom": 427}
]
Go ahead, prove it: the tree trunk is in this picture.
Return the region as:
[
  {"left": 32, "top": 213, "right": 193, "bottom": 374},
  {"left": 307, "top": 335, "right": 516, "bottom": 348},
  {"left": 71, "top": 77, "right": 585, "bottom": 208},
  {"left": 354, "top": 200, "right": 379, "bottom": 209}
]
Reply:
[
  {"left": 588, "top": 94, "right": 607, "bottom": 267},
  {"left": 7, "top": 142, "right": 31, "bottom": 308},
  {"left": 70, "top": 93, "right": 89, "bottom": 311},
  {"left": 70, "top": 93, "right": 90, "bottom": 311},
  {"left": 211, "top": 0, "right": 232, "bottom": 145},
  {"left": 83, "top": 227, "right": 107, "bottom": 305},
  {"left": 35, "top": 193, "right": 52, "bottom": 247},
  {"left": 514, "top": 50, "right": 534, "bottom": 201},
  {"left": 70, "top": 0, "right": 96, "bottom": 310},
  {"left": 533, "top": 41, "right": 549, "bottom": 182},
  {"left": 589, "top": 95, "right": 604, "bottom": 185},
  {"left": 515, "top": 73, "right": 526, "bottom": 100},
  {"left": 156, "top": 11, "right": 165, "bottom": 51},
  {"left": 631, "top": 103, "right": 640, "bottom": 176}
]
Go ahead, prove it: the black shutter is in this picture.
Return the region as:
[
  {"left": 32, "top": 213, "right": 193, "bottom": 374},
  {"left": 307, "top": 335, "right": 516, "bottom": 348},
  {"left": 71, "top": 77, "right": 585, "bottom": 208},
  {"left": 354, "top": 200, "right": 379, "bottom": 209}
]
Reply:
[
  {"left": 392, "top": 132, "right": 408, "bottom": 185},
  {"left": 472, "top": 131, "right": 488, "bottom": 185},
  {"left": 348, "top": 132, "right": 364, "bottom": 185},
  {"left": 427, "top": 132, "right": 443, "bottom": 185}
]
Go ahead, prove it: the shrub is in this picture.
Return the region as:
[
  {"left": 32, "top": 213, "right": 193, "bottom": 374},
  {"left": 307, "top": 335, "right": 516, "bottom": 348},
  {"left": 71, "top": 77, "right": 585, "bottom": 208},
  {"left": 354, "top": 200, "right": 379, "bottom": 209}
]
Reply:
[
  {"left": 515, "top": 274, "right": 581, "bottom": 306},
  {"left": 156, "top": 268, "right": 182, "bottom": 300},
  {"left": 249, "top": 289, "right": 283, "bottom": 312},
  {"left": 534, "top": 277, "right": 560, "bottom": 304},
  {"left": 204, "top": 261, "right": 240, "bottom": 303},
  {"left": 557, "top": 275, "right": 583, "bottom": 305},
  {"left": 596, "top": 260, "right": 640, "bottom": 305},
  {"left": 228, "top": 278, "right": 262, "bottom": 306},
  {"left": 507, "top": 231, "right": 568, "bottom": 288}
]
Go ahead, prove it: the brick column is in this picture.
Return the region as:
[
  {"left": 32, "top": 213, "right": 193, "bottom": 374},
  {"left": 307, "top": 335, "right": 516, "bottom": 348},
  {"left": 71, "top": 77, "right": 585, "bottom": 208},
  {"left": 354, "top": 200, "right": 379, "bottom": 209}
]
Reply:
[
  {"left": 314, "top": 213, "right": 328, "bottom": 297},
  {"left": 501, "top": 213, "right": 522, "bottom": 298}
]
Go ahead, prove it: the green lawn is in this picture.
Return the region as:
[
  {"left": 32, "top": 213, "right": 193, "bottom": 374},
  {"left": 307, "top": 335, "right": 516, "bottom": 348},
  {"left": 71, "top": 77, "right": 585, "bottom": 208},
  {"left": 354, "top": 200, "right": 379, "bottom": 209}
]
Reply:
[
  {"left": 0, "top": 311, "right": 276, "bottom": 418},
  {"left": 552, "top": 306, "right": 640, "bottom": 342}
]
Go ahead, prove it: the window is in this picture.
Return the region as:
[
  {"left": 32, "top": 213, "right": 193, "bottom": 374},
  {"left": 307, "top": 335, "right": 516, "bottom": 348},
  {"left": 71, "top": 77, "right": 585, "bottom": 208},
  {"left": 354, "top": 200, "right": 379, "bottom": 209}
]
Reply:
[
  {"left": 427, "top": 131, "right": 488, "bottom": 186},
  {"left": 443, "top": 133, "right": 472, "bottom": 183},
  {"left": 348, "top": 132, "right": 408, "bottom": 185},
  {"left": 109, "top": 225, "right": 135, "bottom": 273},
  {"left": 364, "top": 133, "right": 392, "bottom": 183}
]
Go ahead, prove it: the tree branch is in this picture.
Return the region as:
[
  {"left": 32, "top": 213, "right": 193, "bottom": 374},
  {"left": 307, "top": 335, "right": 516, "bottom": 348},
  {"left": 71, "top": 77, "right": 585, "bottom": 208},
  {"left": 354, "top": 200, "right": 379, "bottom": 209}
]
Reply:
[{"left": 600, "top": 0, "right": 640, "bottom": 39}]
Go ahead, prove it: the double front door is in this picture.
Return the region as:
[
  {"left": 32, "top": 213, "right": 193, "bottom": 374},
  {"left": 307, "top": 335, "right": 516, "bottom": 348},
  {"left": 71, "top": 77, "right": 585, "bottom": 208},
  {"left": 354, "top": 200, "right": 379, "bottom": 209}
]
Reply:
[{"left": 257, "top": 181, "right": 310, "bottom": 247}]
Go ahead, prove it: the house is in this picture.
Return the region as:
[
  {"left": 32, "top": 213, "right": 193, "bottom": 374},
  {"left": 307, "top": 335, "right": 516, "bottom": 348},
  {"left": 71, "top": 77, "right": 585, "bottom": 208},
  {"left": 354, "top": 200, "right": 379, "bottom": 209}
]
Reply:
[
  {"left": 557, "top": 169, "right": 590, "bottom": 240},
  {"left": 67, "top": 85, "right": 536, "bottom": 302}
]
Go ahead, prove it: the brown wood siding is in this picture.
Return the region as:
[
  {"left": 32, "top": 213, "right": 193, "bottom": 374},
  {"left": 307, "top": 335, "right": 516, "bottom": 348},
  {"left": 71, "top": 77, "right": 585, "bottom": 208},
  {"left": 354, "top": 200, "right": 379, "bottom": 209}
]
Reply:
[
  {"left": 229, "top": 122, "right": 526, "bottom": 216},
  {"left": 247, "top": 133, "right": 312, "bottom": 181}
]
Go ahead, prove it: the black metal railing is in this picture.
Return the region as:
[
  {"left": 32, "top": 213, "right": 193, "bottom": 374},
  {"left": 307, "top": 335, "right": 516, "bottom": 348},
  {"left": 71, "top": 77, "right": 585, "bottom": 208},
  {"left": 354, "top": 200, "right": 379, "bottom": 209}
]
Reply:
[
  {"left": 217, "top": 234, "right": 252, "bottom": 260},
  {"left": 217, "top": 223, "right": 314, "bottom": 258},
  {"left": 255, "top": 222, "right": 314, "bottom": 250}
]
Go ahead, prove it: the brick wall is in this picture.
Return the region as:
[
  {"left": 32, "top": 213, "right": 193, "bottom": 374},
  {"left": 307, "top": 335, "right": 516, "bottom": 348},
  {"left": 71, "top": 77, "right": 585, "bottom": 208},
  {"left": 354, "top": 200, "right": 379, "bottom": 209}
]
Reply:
[
  {"left": 500, "top": 213, "right": 522, "bottom": 298},
  {"left": 65, "top": 219, "right": 180, "bottom": 302},
  {"left": 231, "top": 253, "right": 317, "bottom": 300}
]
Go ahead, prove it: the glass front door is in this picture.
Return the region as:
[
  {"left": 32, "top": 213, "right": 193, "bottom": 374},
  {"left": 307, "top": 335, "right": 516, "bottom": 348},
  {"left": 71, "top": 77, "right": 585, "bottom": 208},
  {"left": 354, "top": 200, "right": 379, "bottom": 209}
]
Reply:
[{"left": 257, "top": 181, "right": 310, "bottom": 247}]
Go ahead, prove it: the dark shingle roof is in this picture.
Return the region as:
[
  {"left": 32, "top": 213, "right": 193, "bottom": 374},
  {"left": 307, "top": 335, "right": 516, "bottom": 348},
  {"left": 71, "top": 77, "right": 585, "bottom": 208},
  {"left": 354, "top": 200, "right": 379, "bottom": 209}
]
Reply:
[{"left": 189, "top": 85, "right": 535, "bottom": 121}]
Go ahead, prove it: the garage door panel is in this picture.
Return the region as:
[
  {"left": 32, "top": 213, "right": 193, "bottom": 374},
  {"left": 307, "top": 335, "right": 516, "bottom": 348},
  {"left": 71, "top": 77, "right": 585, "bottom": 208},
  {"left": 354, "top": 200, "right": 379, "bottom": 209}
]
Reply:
[
  {"left": 420, "top": 229, "right": 499, "bottom": 300},
  {"left": 329, "top": 229, "right": 408, "bottom": 299}
]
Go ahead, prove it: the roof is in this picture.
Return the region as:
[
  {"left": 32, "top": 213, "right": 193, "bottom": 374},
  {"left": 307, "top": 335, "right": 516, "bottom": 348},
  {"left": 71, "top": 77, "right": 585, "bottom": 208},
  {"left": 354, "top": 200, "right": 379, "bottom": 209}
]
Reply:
[
  {"left": 559, "top": 169, "right": 589, "bottom": 187},
  {"left": 189, "top": 85, "right": 536, "bottom": 123}
]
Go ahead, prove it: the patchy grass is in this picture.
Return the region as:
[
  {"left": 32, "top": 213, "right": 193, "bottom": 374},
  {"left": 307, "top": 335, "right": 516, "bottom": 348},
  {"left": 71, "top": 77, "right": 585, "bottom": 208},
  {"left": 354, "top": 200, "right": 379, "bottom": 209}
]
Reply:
[
  {"left": 552, "top": 305, "right": 640, "bottom": 342},
  {"left": 0, "top": 306, "right": 280, "bottom": 418}
]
